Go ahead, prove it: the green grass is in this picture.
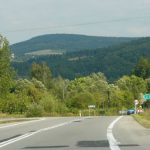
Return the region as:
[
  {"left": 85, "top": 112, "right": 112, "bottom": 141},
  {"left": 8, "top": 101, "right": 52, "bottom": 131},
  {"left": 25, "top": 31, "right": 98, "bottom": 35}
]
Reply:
[
  {"left": 133, "top": 110, "right": 150, "bottom": 128},
  {"left": 0, "top": 113, "right": 39, "bottom": 124},
  {"left": 0, "top": 119, "right": 32, "bottom": 124},
  {"left": 0, "top": 113, "right": 25, "bottom": 118}
]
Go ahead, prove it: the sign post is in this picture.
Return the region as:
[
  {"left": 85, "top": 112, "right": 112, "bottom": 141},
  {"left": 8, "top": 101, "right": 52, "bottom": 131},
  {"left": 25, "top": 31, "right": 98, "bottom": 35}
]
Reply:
[
  {"left": 134, "top": 100, "right": 139, "bottom": 114},
  {"left": 88, "top": 105, "right": 95, "bottom": 116}
]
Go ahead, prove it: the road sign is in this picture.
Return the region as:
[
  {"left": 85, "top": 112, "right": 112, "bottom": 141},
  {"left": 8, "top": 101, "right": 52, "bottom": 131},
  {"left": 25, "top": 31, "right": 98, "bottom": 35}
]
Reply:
[
  {"left": 134, "top": 100, "right": 139, "bottom": 105},
  {"left": 143, "top": 94, "right": 150, "bottom": 100},
  {"left": 88, "top": 105, "right": 95, "bottom": 108}
]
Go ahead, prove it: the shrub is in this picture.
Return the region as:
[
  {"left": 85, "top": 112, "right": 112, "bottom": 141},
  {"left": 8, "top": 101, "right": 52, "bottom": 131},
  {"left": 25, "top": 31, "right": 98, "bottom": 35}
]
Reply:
[
  {"left": 26, "top": 104, "right": 44, "bottom": 117},
  {"left": 40, "top": 94, "right": 56, "bottom": 113}
]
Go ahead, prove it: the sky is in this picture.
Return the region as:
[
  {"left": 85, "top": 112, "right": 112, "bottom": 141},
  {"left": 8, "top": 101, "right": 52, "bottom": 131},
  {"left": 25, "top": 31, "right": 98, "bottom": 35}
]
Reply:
[{"left": 0, "top": 0, "right": 150, "bottom": 44}]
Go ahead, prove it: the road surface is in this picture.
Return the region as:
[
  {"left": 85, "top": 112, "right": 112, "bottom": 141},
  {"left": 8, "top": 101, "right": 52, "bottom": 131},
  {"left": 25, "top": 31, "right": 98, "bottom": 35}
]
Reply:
[{"left": 0, "top": 116, "right": 149, "bottom": 150}]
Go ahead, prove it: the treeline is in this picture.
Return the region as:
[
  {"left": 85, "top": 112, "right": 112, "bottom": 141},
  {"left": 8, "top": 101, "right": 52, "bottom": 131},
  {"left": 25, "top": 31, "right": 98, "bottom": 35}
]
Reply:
[
  {"left": 12, "top": 37, "right": 150, "bottom": 81},
  {"left": 11, "top": 34, "right": 134, "bottom": 57},
  {"left": 1, "top": 36, "right": 150, "bottom": 117}
]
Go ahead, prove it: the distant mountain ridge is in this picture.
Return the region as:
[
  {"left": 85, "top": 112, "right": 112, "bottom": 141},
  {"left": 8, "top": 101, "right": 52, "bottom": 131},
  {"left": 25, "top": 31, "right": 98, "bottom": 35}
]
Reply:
[
  {"left": 12, "top": 37, "right": 150, "bottom": 81},
  {"left": 10, "top": 34, "right": 136, "bottom": 58}
]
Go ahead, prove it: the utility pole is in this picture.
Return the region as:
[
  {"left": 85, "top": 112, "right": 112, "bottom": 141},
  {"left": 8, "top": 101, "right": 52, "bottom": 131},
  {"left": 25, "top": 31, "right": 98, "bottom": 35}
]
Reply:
[{"left": 107, "top": 90, "right": 110, "bottom": 108}]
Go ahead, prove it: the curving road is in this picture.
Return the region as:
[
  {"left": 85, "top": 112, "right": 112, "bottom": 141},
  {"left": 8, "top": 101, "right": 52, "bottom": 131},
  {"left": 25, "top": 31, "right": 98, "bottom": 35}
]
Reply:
[{"left": 0, "top": 116, "right": 149, "bottom": 150}]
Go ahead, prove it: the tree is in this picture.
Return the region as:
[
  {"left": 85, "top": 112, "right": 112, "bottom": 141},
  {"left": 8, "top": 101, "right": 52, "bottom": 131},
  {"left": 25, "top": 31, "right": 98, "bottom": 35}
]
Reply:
[
  {"left": 65, "top": 72, "right": 110, "bottom": 111},
  {"left": 52, "top": 76, "right": 69, "bottom": 100},
  {"left": 31, "top": 62, "right": 52, "bottom": 88},
  {"left": 116, "top": 75, "right": 147, "bottom": 108},
  {"left": 67, "top": 92, "right": 95, "bottom": 109},
  {"left": 132, "top": 57, "right": 150, "bottom": 79},
  {"left": 146, "top": 78, "right": 150, "bottom": 93},
  {"left": 0, "top": 35, "right": 14, "bottom": 96}
]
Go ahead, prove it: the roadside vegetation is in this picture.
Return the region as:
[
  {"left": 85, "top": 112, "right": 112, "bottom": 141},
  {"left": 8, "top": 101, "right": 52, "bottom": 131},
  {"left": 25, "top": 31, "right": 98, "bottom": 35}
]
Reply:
[
  {"left": 133, "top": 110, "right": 150, "bottom": 128},
  {"left": 0, "top": 35, "right": 150, "bottom": 117}
]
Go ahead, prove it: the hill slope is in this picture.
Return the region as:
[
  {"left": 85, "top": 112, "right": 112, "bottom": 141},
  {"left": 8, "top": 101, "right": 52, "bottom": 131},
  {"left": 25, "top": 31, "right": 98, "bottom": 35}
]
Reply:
[
  {"left": 12, "top": 37, "right": 150, "bottom": 81},
  {"left": 11, "top": 34, "right": 135, "bottom": 58}
]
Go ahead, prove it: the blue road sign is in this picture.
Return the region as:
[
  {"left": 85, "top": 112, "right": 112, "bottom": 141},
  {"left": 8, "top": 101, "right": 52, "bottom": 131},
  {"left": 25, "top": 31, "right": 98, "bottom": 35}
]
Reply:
[{"left": 143, "top": 94, "right": 150, "bottom": 100}]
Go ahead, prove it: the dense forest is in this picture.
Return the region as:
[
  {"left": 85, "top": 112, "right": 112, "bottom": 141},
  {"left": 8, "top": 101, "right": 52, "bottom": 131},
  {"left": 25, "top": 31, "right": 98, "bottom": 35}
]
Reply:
[
  {"left": 11, "top": 34, "right": 135, "bottom": 58},
  {"left": 12, "top": 37, "right": 150, "bottom": 81},
  {"left": 0, "top": 35, "right": 150, "bottom": 117}
]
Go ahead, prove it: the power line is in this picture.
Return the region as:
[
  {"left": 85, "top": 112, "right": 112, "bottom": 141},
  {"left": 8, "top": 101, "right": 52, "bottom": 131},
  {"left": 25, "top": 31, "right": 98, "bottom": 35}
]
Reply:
[{"left": 3, "top": 15, "right": 150, "bottom": 33}]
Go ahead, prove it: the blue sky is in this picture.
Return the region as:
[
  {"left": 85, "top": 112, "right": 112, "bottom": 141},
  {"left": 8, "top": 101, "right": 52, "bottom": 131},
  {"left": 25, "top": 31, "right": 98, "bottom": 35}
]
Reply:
[{"left": 0, "top": 0, "right": 150, "bottom": 44}]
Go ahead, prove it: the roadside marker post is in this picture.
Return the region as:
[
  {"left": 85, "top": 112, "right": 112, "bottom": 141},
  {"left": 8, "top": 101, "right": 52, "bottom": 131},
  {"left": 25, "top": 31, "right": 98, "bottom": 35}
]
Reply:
[
  {"left": 79, "top": 110, "right": 82, "bottom": 117},
  {"left": 134, "top": 100, "right": 139, "bottom": 114}
]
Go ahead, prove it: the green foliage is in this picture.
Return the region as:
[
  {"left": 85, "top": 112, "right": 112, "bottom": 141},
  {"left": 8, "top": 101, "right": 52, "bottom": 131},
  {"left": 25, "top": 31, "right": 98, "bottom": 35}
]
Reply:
[
  {"left": 15, "top": 79, "right": 45, "bottom": 104},
  {"left": 26, "top": 103, "right": 44, "bottom": 117},
  {"left": 31, "top": 62, "right": 52, "bottom": 88},
  {"left": 51, "top": 76, "right": 69, "bottom": 100},
  {"left": 66, "top": 73, "right": 110, "bottom": 110},
  {"left": 11, "top": 34, "right": 133, "bottom": 58},
  {"left": 132, "top": 57, "right": 150, "bottom": 79},
  {"left": 1, "top": 35, "right": 150, "bottom": 117},
  {"left": 55, "top": 102, "right": 68, "bottom": 114},
  {"left": 133, "top": 110, "right": 150, "bottom": 128},
  {"left": 40, "top": 94, "right": 56, "bottom": 113},
  {"left": 116, "top": 75, "right": 147, "bottom": 108},
  {"left": 116, "top": 75, "right": 147, "bottom": 99},
  {"left": 67, "top": 92, "right": 95, "bottom": 109},
  {"left": 0, "top": 36, "right": 14, "bottom": 96},
  {"left": 0, "top": 93, "right": 27, "bottom": 114},
  {"left": 12, "top": 37, "right": 150, "bottom": 81},
  {"left": 145, "top": 78, "right": 150, "bottom": 92}
]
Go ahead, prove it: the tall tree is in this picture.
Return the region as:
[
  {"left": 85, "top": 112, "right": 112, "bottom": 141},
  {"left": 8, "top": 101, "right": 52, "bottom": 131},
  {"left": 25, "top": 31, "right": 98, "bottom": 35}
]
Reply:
[
  {"left": 132, "top": 57, "right": 150, "bottom": 79},
  {"left": 0, "top": 35, "right": 13, "bottom": 96},
  {"left": 31, "top": 62, "right": 52, "bottom": 88},
  {"left": 116, "top": 75, "right": 147, "bottom": 100}
]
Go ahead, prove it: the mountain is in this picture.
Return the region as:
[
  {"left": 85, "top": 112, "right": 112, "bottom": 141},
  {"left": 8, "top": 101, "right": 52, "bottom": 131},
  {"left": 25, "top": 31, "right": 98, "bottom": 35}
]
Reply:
[
  {"left": 10, "top": 34, "right": 135, "bottom": 58},
  {"left": 12, "top": 37, "right": 150, "bottom": 81}
]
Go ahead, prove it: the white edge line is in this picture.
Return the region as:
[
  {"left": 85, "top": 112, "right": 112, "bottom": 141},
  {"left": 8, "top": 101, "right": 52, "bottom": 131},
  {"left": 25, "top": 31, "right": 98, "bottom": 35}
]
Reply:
[
  {"left": 0, "top": 118, "right": 84, "bottom": 148},
  {"left": 107, "top": 116, "right": 123, "bottom": 150},
  {"left": 0, "top": 118, "right": 46, "bottom": 129}
]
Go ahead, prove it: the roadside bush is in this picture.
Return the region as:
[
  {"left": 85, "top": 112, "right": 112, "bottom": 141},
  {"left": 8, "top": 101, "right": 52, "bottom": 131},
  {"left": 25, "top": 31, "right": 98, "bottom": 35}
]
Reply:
[
  {"left": 40, "top": 94, "right": 56, "bottom": 113},
  {"left": 67, "top": 92, "right": 95, "bottom": 109},
  {"left": 0, "top": 94, "right": 22, "bottom": 114},
  {"left": 141, "top": 109, "right": 150, "bottom": 120},
  {"left": 26, "top": 104, "right": 44, "bottom": 117},
  {"left": 55, "top": 102, "right": 68, "bottom": 114}
]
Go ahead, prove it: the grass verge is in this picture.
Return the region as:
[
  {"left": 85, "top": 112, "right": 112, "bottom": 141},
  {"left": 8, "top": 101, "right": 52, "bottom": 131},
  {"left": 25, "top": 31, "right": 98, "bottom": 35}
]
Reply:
[
  {"left": 0, "top": 119, "right": 34, "bottom": 124},
  {"left": 0, "top": 113, "right": 38, "bottom": 124},
  {"left": 133, "top": 110, "right": 150, "bottom": 128}
]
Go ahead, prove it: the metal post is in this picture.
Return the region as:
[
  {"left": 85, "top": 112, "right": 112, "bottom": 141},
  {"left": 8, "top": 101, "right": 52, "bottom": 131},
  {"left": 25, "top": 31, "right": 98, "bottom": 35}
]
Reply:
[
  {"left": 134, "top": 104, "right": 137, "bottom": 114},
  {"left": 107, "top": 90, "right": 110, "bottom": 108},
  {"left": 89, "top": 108, "right": 91, "bottom": 117}
]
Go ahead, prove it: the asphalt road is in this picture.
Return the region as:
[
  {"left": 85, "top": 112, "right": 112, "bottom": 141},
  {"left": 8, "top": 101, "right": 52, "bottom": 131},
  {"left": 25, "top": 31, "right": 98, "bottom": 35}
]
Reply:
[
  {"left": 114, "top": 116, "right": 150, "bottom": 150},
  {"left": 0, "top": 116, "right": 149, "bottom": 150}
]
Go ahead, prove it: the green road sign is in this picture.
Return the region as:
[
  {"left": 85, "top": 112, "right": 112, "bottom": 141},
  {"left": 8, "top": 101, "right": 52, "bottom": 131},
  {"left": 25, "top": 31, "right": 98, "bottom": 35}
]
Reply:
[{"left": 143, "top": 94, "right": 150, "bottom": 100}]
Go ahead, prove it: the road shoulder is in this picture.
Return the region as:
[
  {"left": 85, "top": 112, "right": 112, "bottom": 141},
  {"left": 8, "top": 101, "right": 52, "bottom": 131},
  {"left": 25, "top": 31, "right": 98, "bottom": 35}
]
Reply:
[{"left": 113, "top": 116, "right": 150, "bottom": 150}]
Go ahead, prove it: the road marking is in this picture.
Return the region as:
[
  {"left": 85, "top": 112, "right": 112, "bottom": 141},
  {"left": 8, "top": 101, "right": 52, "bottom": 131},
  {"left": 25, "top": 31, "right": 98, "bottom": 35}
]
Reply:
[
  {"left": 0, "top": 118, "right": 46, "bottom": 129},
  {"left": 0, "top": 118, "right": 84, "bottom": 148},
  {"left": 107, "top": 116, "right": 123, "bottom": 150}
]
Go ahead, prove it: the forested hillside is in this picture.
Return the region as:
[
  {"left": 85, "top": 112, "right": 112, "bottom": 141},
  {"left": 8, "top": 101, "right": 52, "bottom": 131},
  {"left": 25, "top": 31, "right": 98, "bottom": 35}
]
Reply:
[
  {"left": 1, "top": 34, "right": 150, "bottom": 117},
  {"left": 12, "top": 37, "right": 150, "bottom": 81},
  {"left": 11, "top": 34, "right": 135, "bottom": 58}
]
